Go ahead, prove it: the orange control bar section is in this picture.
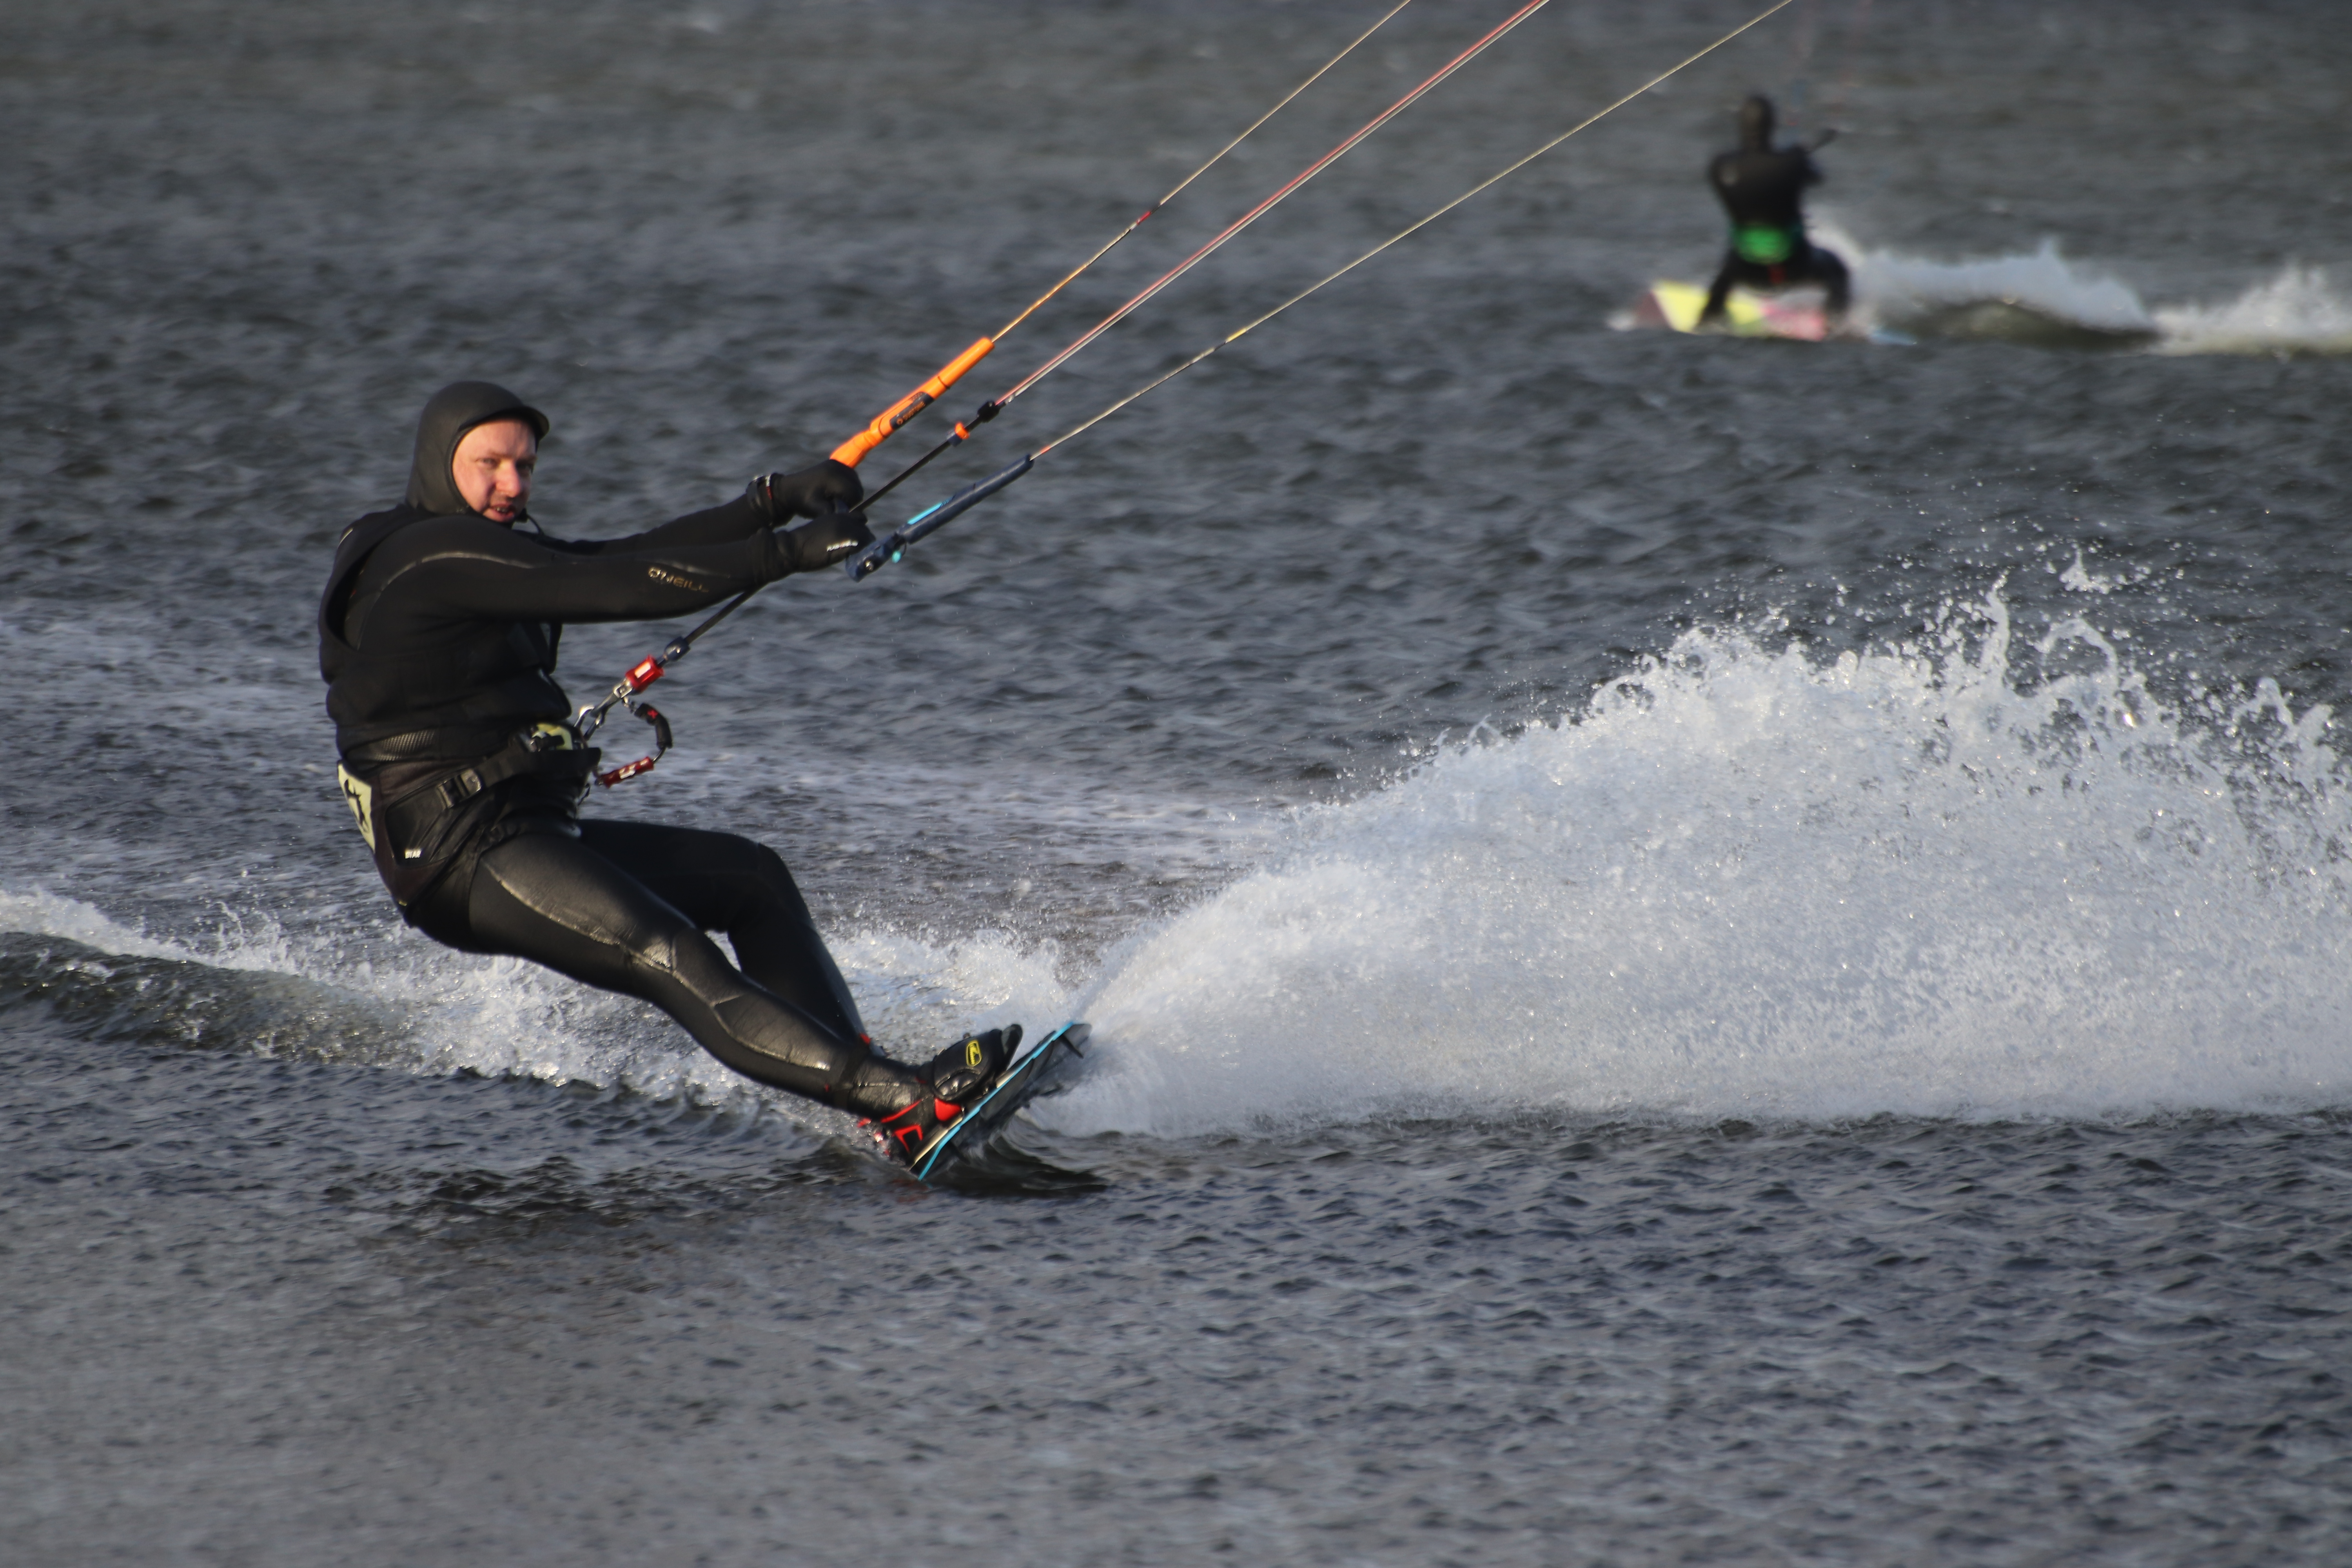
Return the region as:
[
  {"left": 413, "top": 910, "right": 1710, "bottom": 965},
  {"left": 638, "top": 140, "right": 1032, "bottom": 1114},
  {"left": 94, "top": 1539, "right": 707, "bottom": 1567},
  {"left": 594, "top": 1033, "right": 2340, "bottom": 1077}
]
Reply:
[{"left": 829, "top": 337, "right": 996, "bottom": 467}]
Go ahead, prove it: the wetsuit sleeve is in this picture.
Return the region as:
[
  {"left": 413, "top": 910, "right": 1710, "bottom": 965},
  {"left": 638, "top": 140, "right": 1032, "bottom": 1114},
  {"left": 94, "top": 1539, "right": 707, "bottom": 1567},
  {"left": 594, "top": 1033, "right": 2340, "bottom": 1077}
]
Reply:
[
  {"left": 548, "top": 494, "right": 770, "bottom": 556},
  {"left": 1709, "top": 151, "right": 1739, "bottom": 206},
  {"left": 359, "top": 515, "right": 784, "bottom": 629}
]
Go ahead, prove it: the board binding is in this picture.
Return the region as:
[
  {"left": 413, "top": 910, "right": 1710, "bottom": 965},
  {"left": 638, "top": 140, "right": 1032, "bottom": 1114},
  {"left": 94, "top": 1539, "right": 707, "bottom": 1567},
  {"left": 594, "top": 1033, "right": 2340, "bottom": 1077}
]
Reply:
[{"left": 907, "top": 1020, "right": 1091, "bottom": 1183}]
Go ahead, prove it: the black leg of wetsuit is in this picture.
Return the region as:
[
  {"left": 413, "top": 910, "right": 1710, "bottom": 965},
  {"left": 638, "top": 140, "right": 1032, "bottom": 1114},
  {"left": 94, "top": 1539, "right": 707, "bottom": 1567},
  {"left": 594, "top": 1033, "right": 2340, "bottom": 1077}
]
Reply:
[
  {"left": 575, "top": 819, "right": 869, "bottom": 1045},
  {"left": 1807, "top": 245, "right": 1852, "bottom": 315},
  {"left": 1702, "top": 248, "right": 1846, "bottom": 323},
  {"left": 414, "top": 824, "right": 926, "bottom": 1116},
  {"left": 1700, "top": 250, "right": 1742, "bottom": 323}
]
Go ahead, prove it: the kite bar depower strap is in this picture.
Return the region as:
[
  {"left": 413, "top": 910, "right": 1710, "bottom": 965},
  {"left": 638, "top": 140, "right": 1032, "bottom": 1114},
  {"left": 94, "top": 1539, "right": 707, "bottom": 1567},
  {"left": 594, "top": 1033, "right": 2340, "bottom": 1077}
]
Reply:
[{"left": 828, "top": 336, "right": 997, "bottom": 468}]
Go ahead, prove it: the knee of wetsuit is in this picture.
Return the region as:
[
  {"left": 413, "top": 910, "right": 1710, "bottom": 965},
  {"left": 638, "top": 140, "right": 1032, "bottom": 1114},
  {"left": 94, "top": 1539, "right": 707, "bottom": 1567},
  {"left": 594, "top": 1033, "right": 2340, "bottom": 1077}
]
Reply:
[
  {"left": 625, "top": 924, "right": 693, "bottom": 985},
  {"left": 745, "top": 840, "right": 797, "bottom": 893}
]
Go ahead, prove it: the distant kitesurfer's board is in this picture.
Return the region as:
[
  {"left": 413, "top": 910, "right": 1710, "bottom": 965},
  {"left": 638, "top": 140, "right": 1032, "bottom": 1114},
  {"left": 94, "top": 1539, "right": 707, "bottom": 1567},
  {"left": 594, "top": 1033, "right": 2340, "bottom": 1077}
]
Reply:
[
  {"left": 1632, "top": 278, "right": 1829, "bottom": 341},
  {"left": 906, "top": 1020, "right": 1091, "bottom": 1183}
]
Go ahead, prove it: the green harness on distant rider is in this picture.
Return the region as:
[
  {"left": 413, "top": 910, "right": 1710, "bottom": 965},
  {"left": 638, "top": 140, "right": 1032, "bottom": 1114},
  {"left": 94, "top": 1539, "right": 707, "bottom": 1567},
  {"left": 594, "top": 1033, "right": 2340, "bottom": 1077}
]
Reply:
[{"left": 1733, "top": 221, "right": 1800, "bottom": 267}]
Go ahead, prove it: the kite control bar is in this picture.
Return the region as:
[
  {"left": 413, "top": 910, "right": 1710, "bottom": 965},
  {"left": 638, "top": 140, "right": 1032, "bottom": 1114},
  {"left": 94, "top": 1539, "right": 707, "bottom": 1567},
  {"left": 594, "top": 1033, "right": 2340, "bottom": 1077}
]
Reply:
[
  {"left": 842, "top": 454, "right": 1035, "bottom": 582},
  {"left": 577, "top": 448, "right": 1031, "bottom": 788},
  {"left": 574, "top": 339, "right": 1000, "bottom": 789}
]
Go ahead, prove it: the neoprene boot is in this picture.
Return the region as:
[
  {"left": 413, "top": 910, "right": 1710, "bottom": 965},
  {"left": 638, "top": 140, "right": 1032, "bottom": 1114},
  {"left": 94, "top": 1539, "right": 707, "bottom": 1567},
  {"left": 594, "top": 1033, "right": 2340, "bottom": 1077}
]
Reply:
[{"left": 863, "top": 1025, "right": 1021, "bottom": 1165}]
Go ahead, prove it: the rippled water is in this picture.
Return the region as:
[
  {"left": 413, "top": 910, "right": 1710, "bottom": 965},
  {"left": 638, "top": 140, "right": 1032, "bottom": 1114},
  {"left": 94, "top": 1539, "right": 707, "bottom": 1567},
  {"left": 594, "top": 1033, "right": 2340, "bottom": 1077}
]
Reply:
[{"left": 7, "top": 0, "right": 2352, "bottom": 1562}]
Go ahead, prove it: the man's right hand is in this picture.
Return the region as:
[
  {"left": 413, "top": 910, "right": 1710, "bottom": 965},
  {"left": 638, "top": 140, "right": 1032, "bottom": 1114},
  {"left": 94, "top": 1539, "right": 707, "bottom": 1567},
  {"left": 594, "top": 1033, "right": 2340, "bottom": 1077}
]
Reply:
[
  {"left": 754, "top": 460, "right": 865, "bottom": 521},
  {"left": 770, "top": 510, "right": 875, "bottom": 576}
]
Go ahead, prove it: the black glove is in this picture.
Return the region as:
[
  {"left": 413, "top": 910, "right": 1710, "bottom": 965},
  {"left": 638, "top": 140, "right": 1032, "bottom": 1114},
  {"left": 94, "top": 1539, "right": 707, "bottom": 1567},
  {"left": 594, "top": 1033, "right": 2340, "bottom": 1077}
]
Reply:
[
  {"left": 751, "top": 459, "right": 864, "bottom": 521},
  {"left": 764, "top": 510, "right": 875, "bottom": 578}
]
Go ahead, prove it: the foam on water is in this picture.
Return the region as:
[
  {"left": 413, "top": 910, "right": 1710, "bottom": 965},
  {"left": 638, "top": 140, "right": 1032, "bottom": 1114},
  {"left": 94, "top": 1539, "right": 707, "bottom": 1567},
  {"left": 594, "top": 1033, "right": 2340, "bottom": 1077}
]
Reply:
[{"left": 1051, "top": 589, "right": 2352, "bottom": 1135}]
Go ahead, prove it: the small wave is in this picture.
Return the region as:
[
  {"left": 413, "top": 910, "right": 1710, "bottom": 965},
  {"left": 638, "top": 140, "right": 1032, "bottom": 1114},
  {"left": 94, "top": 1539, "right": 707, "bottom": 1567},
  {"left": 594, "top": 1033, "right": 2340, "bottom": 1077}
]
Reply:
[
  {"left": 0, "top": 889, "right": 648, "bottom": 1087},
  {"left": 0, "top": 885, "right": 1073, "bottom": 1125},
  {"left": 1049, "top": 588, "right": 2352, "bottom": 1136},
  {"left": 0, "top": 930, "right": 407, "bottom": 1060}
]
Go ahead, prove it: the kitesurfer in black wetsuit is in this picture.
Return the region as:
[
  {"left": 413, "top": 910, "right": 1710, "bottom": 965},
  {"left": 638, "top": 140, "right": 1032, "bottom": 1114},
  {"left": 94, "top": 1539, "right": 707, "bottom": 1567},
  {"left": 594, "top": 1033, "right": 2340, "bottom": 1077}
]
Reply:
[
  {"left": 1699, "top": 94, "right": 1851, "bottom": 328},
  {"left": 319, "top": 381, "right": 1015, "bottom": 1164}
]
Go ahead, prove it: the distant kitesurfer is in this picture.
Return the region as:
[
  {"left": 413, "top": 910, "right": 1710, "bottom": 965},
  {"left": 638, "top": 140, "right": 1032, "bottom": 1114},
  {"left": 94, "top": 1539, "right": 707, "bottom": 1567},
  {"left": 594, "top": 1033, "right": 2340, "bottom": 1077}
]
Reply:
[
  {"left": 319, "top": 381, "right": 1016, "bottom": 1164},
  {"left": 1699, "top": 93, "right": 1850, "bottom": 328}
]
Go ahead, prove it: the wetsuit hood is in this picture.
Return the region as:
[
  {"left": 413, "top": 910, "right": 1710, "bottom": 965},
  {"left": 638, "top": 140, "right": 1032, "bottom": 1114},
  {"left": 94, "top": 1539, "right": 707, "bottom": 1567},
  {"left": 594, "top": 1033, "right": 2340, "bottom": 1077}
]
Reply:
[
  {"left": 1739, "top": 94, "right": 1775, "bottom": 153},
  {"left": 404, "top": 381, "right": 551, "bottom": 517}
]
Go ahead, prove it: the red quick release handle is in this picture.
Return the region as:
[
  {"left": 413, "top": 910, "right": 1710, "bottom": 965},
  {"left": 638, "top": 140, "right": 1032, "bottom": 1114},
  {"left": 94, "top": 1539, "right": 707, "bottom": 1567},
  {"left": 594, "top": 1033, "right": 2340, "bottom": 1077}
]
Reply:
[
  {"left": 594, "top": 701, "right": 671, "bottom": 788},
  {"left": 597, "top": 754, "right": 660, "bottom": 788}
]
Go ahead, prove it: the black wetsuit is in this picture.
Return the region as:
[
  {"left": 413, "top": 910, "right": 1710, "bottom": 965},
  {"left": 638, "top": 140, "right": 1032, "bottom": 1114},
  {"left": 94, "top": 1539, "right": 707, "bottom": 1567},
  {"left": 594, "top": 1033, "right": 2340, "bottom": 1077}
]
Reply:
[
  {"left": 1701, "top": 97, "right": 1849, "bottom": 322},
  {"left": 320, "top": 382, "right": 927, "bottom": 1118}
]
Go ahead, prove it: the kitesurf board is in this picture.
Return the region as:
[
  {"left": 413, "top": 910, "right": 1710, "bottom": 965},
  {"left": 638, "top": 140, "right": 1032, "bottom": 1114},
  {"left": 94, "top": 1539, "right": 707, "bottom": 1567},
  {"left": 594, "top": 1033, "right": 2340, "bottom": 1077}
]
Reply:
[
  {"left": 1631, "top": 278, "right": 1829, "bottom": 341},
  {"left": 907, "top": 1020, "right": 1091, "bottom": 1183}
]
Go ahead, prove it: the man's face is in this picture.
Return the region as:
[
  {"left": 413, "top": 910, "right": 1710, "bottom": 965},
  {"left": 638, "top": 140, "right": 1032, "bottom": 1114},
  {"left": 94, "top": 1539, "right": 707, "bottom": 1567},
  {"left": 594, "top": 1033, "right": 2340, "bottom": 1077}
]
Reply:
[{"left": 450, "top": 419, "right": 537, "bottom": 522}]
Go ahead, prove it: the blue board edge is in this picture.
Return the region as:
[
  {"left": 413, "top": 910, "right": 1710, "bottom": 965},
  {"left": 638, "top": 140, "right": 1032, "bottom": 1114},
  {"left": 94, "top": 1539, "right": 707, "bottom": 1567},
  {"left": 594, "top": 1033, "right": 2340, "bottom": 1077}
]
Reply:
[{"left": 909, "top": 1018, "right": 1090, "bottom": 1182}]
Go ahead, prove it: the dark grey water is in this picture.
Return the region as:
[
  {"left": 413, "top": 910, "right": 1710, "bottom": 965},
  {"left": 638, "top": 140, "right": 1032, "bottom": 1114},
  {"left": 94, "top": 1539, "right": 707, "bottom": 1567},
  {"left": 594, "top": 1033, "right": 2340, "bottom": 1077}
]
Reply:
[{"left": 7, "top": 0, "right": 2352, "bottom": 1562}]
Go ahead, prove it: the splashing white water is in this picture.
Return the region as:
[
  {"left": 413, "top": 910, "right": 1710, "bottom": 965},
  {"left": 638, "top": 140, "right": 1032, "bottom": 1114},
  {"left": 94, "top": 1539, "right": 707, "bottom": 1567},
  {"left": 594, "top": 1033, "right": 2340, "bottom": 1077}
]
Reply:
[
  {"left": 1831, "top": 229, "right": 2154, "bottom": 337},
  {"left": 1049, "top": 590, "right": 2352, "bottom": 1134},
  {"left": 2152, "top": 263, "right": 2352, "bottom": 356},
  {"left": 14, "top": 592, "right": 2352, "bottom": 1137},
  {"left": 1743, "top": 224, "right": 2352, "bottom": 356}
]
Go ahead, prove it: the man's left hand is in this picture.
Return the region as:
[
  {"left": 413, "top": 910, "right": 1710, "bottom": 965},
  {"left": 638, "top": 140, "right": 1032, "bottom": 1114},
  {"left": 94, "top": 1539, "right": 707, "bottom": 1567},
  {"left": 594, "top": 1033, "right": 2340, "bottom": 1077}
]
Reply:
[{"left": 773, "top": 510, "right": 876, "bottom": 575}]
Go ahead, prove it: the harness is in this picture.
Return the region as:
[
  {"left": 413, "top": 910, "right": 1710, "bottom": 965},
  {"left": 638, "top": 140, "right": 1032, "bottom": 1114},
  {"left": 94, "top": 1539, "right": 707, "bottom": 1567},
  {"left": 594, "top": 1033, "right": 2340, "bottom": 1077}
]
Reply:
[
  {"left": 336, "top": 722, "right": 599, "bottom": 908},
  {"left": 1733, "top": 221, "right": 1800, "bottom": 267}
]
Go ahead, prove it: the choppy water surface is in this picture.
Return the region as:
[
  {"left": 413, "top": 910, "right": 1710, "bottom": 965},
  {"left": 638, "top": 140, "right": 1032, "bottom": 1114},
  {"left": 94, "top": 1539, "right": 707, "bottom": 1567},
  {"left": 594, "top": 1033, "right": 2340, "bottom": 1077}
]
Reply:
[{"left": 6, "top": 1, "right": 2352, "bottom": 1562}]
